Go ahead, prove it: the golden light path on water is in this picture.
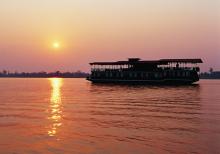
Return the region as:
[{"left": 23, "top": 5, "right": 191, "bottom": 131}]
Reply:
[{"left": 48, "top": 78, "right": 63, "bottom": 137}]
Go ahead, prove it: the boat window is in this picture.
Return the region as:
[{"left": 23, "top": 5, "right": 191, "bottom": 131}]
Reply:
[
  {"left": 164, "top": 72, "right": 167, "bottom": 77},
  {"left": 182, "top": 72, "right": 185, "bottom": 77},
  {"left": 120, "top": 73, "right": 123, "bottom": 77},
  {"left": 145, "top": 73, "right": 148, "bottom": 78},
  {"left": 134, "top": 73, "right": 137, "bottom": 78},
  {"left": 168, "top": 71, "right": 172, "bottom": 77}
]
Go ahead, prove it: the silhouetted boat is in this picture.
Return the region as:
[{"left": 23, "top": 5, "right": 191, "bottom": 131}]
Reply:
[{"left": 87, "top": 58, "right": 203, "bottom": 84}]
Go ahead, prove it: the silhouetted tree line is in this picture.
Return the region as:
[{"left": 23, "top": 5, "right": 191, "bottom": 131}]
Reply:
[
  {"left": 200, "top": 68, "right": 220, "bottom": 79},
  {"left": 0, "top": 70, "right": 89, "bottom": 78}
]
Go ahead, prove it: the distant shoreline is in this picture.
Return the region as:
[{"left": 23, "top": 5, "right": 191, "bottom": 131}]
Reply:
[
  {"left": 200, "top": 78, "right": 220, "bottom": 80},
  {"left": 0, "top": 76, "right": 220, "bottom": 80},
  {"left": 200, "top": 71, "right": 220, "bottom": 79},
  {"left": 0, "top": 71, "right": 89, "bottom": 78},
  {"left": 0, "top": 76, "right": 86, "bottom": 79},
  {"left": 0, "top": 71, "right": 220, "bottom": 79}
]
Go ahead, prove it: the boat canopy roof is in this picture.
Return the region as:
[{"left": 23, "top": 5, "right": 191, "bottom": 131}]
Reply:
[
  {"left": 90, "top": 58, "right": 203, "bottom": 65},
  {"left": 160, "top": 59, "right": 203, "bottom": 63}
]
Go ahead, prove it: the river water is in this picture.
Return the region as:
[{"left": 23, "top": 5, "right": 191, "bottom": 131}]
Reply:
[{"left": 0, "top": 78, "right": 219, "bottom": 154}]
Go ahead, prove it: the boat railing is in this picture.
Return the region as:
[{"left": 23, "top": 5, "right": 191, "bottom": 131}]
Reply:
[{"left": 92, "top": 67, "right": 200, "bottom": 72}]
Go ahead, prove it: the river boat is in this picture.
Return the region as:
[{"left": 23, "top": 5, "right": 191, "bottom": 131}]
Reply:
[{"left": 87, "top": 58, "right": 203, "bottom": 84}]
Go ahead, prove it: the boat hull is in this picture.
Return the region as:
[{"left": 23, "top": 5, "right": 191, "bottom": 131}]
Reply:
[{"left": 87, "top": 78, "right": 197, "bottom": 85}]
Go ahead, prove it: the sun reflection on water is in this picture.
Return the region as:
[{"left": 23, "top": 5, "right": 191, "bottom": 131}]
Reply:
[{"left": 48, "top": 78, "right": 63, "bottom": 137}]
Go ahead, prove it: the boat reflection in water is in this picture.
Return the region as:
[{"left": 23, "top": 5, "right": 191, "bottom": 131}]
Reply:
[{"left": 48, "top": 78, "right": 63, "bottom": 136}]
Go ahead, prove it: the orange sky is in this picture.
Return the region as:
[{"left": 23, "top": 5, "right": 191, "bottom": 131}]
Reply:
[{"left": 0, "top": 0, "right": 219, "bottom": 72}]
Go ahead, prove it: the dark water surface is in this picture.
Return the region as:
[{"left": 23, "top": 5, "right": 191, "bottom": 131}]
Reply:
[{"left": 0, "top": 78, "right": 220, "bottom": 154}]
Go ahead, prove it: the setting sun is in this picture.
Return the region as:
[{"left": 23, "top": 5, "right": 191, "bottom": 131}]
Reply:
[{"left": 52, "top": 42, "right": 60, "bottom": 49}]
